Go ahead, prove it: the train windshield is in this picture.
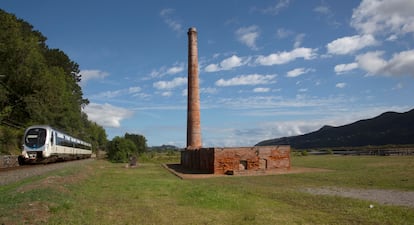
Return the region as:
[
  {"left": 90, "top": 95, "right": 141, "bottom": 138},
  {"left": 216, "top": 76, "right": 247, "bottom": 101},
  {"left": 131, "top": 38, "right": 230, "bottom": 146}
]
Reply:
[{"left": 24, "top": 128, "right": 47, "bottom": 148}]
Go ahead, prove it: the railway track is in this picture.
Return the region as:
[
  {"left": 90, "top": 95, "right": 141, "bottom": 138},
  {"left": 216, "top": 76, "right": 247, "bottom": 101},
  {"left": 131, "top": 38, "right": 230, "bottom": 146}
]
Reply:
[
  {"left": 0, "top": 164, "right": 41, "bottom": 172},
  {"left": 0, "top": 158, "right": 94, "bottom": 186}
]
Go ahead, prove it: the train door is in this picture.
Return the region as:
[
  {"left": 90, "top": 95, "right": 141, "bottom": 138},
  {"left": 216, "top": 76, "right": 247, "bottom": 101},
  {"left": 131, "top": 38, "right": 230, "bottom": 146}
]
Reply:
[{"left": 50, "top": 131, "right": 56, "bottom": 154}]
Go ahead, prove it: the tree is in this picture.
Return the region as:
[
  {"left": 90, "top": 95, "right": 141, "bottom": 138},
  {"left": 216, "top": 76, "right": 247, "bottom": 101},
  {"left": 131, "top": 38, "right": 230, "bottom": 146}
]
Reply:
[
  {"left": 0, "top": 9, "right": 107, "bottom": 154},
  {"left": 106, "top": 137, "right": 137, "bottom": 163},
  {"left": 124, "top": 133, "right": 148, "bottom": 154},
  {"left": 83, "top": 117, "right": 107, "bottom": 152}
]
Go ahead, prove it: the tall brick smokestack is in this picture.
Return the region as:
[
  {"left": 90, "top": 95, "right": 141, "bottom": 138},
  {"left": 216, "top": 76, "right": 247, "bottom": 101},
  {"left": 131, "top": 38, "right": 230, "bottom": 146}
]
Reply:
[{"left": 187, "top": 27, "right": 202, "bottom": 149}]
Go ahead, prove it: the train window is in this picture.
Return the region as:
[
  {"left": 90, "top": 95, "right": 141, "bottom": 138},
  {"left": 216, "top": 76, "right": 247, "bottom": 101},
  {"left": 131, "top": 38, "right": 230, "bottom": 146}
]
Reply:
[
  {"left": 53, "top": 130, "right": 91, "bottom": 150},
  {"left": 24, "top": 128, "right": 46, "bottom": 148}
]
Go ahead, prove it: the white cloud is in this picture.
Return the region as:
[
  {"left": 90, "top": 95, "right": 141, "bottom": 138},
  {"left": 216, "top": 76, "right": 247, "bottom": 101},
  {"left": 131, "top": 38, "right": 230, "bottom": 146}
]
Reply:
[
  {"left": 266, "top": 120, "right": 325, "bottom": 138},
  {"left": 220, "top": 55, "right": 244, "bottom": 70},
  {"left": 326, "top": 34, "right": 377, "bottom": 55},
  {"left": 166, "top": 66, "right": 184, "bottom": 75},
  {"left": 254, "top": 0, "right": 291, "bottom": 15},
  {"left": 334, "top": 63, "right": 359, "bottom": 74},
  {"left": 356, "top": 50, "right": 414, "bottom": 77},
  {"left": 204, "top": 64, "right": 220, "bottom": 73},
  {"left": 83, "top": 103, "right": 133, "bottom": 128},
  {"left": 90, "top": 86, "right": 142, "bottom": 99},
  {"left": 356, "top": 51, "right": 387, "bottom": 75},
  {"left": 294, "top": 33, "right": 306, "bottom": 48},
  {"left": 148, "top": 64, "right": 184, "bottom": 79},
  {"left": 214, "top": 95, "right": 348, "bottom": 111},
  {"left": 153, "top": 77, "right": 187, "bottom": 90},
  {"left": 253, "top": 87, "right": 270, "bottom": 93},
  {"left": 386, "top": 34, "right": 398, "bottom": 41},
  {"left": 201, "top": 87, "right": 218, "bottom": 94},
  {"left": 79, "top": 70, "right": 109, "bottom": 85},
  {"left": 381, "top": 50, "right": 414, "bottom": 76},
  {"left": 92, "top": 90, "right": 122, "bottom": 99},
  {"left": 161, "top": 91, "right": 173, "bottom": 97},
  {"left": 204, "top": 55, "right": 249, "bottom": 72},
  {"left": 128, "top": 86, "right": 141, "bottom": 93},
  {"left": 286, "top": 68, "right": 313, "bottom": 78},
  {"left": 314, "top": 5, "right": 331, "bottom": 15},
  {"left": 159, "top": 8, "right": 173, "bottom": 17},
  {"left": 181, "top": 89, "right": 187, "bottom": 96},
  {"left": 255, "top": 47, "right": 317, "bottom": 66},
  {"left": 236, "top": 26, "right": 260, "bottom": 50},
  {"left": 160, "top": 8, "right": 183, "bottom": 34},
  {"left": 351, "top": 0, "right": 414, "bottom": 36},
  {"left": 336, "top": 83, "right": 347, "bottom": 88},
  {"left": 276, "top": 28, "right": 293, "bottom": 39},
  {"left": 215, "top": 74, "right": 276, "bottom": 87},
  {"left": 313, "top": 2, "right": 341, "bottom": 27}
]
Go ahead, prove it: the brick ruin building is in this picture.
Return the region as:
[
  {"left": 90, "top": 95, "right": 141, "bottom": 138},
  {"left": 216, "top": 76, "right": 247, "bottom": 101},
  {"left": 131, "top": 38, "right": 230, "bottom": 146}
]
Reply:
[{"left": 181, "top": 27, "right": 290, "bottom": 175}]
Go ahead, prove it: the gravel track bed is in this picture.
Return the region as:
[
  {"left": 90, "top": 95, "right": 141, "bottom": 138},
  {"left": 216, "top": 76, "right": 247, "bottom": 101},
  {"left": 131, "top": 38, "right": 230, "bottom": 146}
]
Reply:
[
  {"left": 0, "top": 159, "right": 94, "bottom": 186},
  {"left": 304, "top": 187, "right": 414, "bottom": 208}
]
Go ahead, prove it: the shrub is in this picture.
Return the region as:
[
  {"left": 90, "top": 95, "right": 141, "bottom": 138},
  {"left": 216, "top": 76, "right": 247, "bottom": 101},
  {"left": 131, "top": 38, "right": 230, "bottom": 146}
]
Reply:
[
  {"left": 106, "top": 137, "right": 137, "bottom": 163},
  {"left": 301, "top": 150, "right": 308, "bottom": 156},
  {"left": 0, "top": 126, "right": 23, "bottom": 155}
]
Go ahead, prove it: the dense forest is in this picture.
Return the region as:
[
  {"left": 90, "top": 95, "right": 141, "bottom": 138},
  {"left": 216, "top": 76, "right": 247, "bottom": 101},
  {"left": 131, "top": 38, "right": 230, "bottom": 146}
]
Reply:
[{"left": 0, "top": 9, "right": 107, "bottom": 154}]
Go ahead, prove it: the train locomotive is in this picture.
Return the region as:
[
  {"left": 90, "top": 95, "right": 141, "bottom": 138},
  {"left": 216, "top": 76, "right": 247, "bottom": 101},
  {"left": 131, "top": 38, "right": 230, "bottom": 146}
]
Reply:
[{"left": 19, "top": 125, "right": 92, "bottom": 164}]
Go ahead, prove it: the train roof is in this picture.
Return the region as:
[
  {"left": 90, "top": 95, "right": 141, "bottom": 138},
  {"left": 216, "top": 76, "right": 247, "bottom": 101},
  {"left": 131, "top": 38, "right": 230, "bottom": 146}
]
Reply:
[{"left": 24, "top": 125, "right": 91, "bottom": 145}]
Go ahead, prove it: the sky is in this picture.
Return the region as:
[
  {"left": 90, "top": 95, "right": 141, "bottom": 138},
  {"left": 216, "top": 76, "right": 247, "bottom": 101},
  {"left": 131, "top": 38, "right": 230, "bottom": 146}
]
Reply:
[{"left": 2, "top": 0, "right": 414, "bottom": 147}]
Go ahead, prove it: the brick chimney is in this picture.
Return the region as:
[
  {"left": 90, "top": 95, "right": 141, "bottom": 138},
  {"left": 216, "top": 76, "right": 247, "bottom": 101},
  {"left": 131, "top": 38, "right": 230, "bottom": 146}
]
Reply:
[{"left": 187, "top": 27, "right": 202, "bottom": 149}]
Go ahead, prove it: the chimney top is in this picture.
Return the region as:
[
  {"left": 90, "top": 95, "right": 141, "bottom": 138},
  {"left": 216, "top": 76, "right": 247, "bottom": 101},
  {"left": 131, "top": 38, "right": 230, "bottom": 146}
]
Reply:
[{"left": 189, "top": 27, "right": 197, "bottom": 32}]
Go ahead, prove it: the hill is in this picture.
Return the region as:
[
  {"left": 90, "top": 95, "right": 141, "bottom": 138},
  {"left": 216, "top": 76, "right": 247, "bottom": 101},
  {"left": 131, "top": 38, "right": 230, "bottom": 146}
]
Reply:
[{"left": 256, "top": 109, "right": 414, "bottom": 149}]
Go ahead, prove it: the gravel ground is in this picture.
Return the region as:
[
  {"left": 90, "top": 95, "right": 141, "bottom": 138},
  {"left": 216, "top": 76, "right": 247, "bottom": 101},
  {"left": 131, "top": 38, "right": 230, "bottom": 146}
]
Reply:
[
  {"left": 304, "top": 187, "right": 414, "bottom": 208},
  {"left": 0, "top": 159, "right": 94, "bottom": 186}
]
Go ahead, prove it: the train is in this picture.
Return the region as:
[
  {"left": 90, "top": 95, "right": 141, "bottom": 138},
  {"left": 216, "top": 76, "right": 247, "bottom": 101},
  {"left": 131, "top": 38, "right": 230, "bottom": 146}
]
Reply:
[{"left": 19, "top": 125, "right": 92, "bottom": 164}]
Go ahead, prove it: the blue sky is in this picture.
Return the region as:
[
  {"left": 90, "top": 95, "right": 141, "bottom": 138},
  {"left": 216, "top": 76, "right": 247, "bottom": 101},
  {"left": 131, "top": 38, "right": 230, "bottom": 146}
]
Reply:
[{"left": 2, "top": 0, "right": 414, "bottom": 147}]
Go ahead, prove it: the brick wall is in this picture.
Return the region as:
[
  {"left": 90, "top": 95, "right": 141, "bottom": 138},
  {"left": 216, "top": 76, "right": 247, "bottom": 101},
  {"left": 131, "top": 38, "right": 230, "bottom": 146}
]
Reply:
[{"left": 181, "top": 145, "right": 290, "bottom": 174}]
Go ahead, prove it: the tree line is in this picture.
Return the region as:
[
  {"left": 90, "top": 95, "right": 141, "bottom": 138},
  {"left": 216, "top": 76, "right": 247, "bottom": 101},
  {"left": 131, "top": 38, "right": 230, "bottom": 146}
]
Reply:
[
  {"left": 0, "top": 9, "right": 108, "bottom": 154},
  {"left": 0, "top": 9, "right": 149, "bottom": 160}
]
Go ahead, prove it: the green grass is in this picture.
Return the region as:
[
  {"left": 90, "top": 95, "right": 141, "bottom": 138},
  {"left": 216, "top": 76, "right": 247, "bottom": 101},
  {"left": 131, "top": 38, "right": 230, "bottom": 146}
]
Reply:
[
  {"left": 291, "top": 155, "right": 414, "bottom": 190},
  {"left": 1, "top": 155, "right": 413, "bottom": 224}
]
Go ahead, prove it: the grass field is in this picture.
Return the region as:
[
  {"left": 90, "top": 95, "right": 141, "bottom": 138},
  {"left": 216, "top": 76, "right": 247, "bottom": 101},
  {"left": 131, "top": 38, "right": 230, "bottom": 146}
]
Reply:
[{"left": 1, "top": 154, "right": 413, "bottom": 224}]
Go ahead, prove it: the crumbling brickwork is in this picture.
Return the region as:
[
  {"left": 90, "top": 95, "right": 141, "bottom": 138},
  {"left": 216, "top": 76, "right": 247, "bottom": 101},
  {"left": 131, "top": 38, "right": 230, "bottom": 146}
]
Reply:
[{"left": 181, "top": 146, "right": 290, "bottom": 175}]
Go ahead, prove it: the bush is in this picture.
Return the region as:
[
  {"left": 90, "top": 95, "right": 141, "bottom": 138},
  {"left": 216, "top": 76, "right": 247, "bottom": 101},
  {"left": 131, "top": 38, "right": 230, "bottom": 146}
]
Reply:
[
  {"left": 106, "top": 137, "right": 137, "bottom": 163},
  {"left": 301, "top": 150, "right": 308, "bottom": 156},
  {"left": 0, "top": 126, "right": 23, "bottom": 155}
]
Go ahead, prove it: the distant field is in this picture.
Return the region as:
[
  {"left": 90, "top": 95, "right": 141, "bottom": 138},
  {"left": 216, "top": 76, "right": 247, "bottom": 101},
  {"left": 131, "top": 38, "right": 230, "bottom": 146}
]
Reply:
[{"left": 1, "top": 154, "right": 413, "bottom": 224}]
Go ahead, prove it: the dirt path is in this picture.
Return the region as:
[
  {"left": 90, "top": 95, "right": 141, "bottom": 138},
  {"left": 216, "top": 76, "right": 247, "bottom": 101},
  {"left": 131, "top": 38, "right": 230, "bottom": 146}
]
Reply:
[{"left": 304, "top": 187, "right": 414, "bottom": 208}]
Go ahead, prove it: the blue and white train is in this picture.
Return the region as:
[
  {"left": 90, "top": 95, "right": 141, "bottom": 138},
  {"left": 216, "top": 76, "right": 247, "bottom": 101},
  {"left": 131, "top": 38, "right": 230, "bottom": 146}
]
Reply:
[{"left": 19, "top": 125, "right": 92, "bottom": 164}]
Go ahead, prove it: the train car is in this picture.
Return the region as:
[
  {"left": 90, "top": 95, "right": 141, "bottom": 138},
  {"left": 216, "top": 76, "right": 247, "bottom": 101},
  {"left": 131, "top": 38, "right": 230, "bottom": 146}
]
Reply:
[{"left": 19, "top": 125, "right": 92, "bottom": 164}]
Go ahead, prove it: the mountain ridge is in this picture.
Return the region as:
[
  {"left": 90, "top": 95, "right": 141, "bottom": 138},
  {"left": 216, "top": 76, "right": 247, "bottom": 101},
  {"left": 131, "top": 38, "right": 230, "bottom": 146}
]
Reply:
[{"left": 256, "top": 109, "right": 414, "bottom": 149}]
